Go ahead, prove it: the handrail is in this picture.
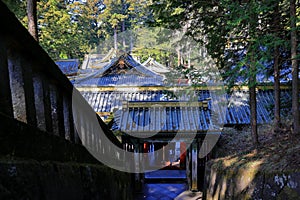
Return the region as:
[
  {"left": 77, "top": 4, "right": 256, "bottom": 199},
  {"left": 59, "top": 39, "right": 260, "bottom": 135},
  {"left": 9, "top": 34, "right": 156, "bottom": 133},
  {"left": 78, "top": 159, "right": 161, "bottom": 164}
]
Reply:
[{"left": 0, "top": 1, "right": 123, "bottom": 163}]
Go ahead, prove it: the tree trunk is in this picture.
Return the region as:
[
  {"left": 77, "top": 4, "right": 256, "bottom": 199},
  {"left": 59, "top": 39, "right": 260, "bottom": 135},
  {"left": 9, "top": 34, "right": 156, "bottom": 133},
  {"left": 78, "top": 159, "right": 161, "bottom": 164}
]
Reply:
[
  {"left": 114, "top": 26, "right": 118, "bottom": 50},
  {"left": 290, "top": 0, "right": 299, "bottom": 134},
  {"left": 274, "top": 46, "right": 281, "bottom": 131},
  {"left": 177, "top": 49, "right": 181, "bottom": 66},
  {"left": 248, "top": 6, "right": 259, "bottom": 146},
  {"left": 122, "top": 21, "right": 126, "bottom": 50},
  {"left": 273, "top": 3, "right": 281, "bottom": 132},
  {"left": 249, "top": 65, "right": 258, "bottom": 146},
  {"left": 130, "top": 33, "right": 133, "bottom": 53},
  {"left": 27, "top": 0, "right": 38, "bottom": 41},
  {"left": 121, "top": 0, "right": 126, "bottom": 50}
]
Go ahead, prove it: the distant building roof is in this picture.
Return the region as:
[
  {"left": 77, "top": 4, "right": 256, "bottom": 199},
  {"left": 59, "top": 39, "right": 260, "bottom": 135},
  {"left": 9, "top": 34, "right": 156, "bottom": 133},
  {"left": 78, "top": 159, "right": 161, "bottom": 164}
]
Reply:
[
  {"left": 74, "top": 54, "right": 165, "bottom": 87},
  {"left": 81, "top": 48, "right": 117, "bottom": 69},
  {"left": 142, "top": 57, "right": 170, "bottom": 74},
  {"left": 77, "top": 74, "right": 164, "bottom": 87},
  {"left": 55, "top": 59, "right": 79, "bottom": 76}
]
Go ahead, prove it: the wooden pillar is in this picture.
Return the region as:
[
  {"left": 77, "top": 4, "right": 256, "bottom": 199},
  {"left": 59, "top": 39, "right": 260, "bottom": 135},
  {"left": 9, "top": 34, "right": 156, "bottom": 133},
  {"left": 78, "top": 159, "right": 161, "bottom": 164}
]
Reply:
[
  {"left": 0, "top": 37, "right": 13, "bottom": 117},
  {"left": 133, "top": 140, "right": 142, "bottom": 191},
  {"left": 186, "top": 140, "right": 201, "bottom": 191},
  {"left": 198, "top": 138, "right": 206, "bottom": 190},
  {"left": 180, "top": 142, "right": 186, "bottom": 169},
  {"left": 186, "top": 146, "right": 191, "bottom": 189},
  {"left": 191, "top": 141, "right": 198, "bottom": 191}
]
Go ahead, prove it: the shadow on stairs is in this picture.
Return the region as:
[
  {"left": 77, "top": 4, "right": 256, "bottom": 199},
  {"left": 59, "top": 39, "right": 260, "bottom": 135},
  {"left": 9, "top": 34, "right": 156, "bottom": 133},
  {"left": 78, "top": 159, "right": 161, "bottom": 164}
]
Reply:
[{"left": 134, "top": 170, "right": 202, "bottom": 200}]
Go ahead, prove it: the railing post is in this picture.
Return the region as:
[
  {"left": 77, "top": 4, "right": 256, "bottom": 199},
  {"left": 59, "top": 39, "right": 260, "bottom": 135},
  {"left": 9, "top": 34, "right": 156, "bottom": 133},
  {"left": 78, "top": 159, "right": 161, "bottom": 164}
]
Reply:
[
  {"left": 63, "top": 96, "right": 71, "bottom": 140},
  {"left": 7, "top": 49, "right": 27, "bottom": 122},
  {"left": 0, "top": 37, "right": 13, "bottom": 117},
  {"left": 42, "top": 79, "right": 53, "bottom": 133},
  {"left": 33, "top": 74, "right": 46, "bottom": 131},
  {"left": 71, "top": 93, "right": 81, "bottom": 144},
  {"left": 21, "top": 59, "right": 37, "bottom": 126},
  {"left": 56, "top": 90, "right": 65, "bottom": 138},
  {"left": 68, "top": 100, "right": 75, "bottom": 142},
  {"left": 49, "top": 85, "right": 59, "bottom": 136}
]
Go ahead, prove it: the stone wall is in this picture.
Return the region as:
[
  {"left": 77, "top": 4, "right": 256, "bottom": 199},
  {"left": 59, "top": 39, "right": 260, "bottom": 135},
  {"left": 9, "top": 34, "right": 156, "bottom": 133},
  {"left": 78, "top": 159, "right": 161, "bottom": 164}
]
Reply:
[
  {"left": 0, "top": 161, "right": 133, "bottom": 200},
  {"left": 204, "top": 161, "right": 300, "bottom": 200}
]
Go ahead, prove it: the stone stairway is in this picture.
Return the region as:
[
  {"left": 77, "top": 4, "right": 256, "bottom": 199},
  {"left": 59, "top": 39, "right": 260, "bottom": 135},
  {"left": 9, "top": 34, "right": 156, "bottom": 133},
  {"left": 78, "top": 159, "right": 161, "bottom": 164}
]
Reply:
[{"left": 134, "top": 170, "right": 202, "bottom": 200}]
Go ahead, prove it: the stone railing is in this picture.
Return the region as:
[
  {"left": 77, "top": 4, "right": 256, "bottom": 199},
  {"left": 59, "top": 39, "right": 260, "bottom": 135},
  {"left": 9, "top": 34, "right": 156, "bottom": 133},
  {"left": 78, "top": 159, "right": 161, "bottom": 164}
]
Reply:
[{"left": 0, "top": 1, "right": 123, "bottom": 164}]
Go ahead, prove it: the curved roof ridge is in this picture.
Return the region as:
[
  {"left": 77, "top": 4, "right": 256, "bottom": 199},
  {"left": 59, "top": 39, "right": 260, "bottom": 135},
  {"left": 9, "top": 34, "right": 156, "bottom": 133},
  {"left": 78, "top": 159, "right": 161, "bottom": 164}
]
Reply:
[
  {"left": 74, "top": 57, "right": 118, "bottom": 84},
  {"left": 74, "top": 54, "right": 164, "bottom": 85},
  {"left": 142, "top": 57, "right": 170, "bottom": 73},
  {"left": 100, "top": 48, "right": 117, "bottom": 63},
  {"left": 125, "top": 55, "right": 163, "bottom": 77},
  {"left": 141, "top": 57, "right": 153, "bottom": 66}
]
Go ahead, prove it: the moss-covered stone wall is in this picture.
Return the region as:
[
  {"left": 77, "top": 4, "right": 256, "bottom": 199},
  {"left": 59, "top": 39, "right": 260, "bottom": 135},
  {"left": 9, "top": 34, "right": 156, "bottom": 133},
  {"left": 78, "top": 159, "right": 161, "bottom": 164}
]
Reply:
[
  {"left": 0, "top": 160, "right": 133, "bottom": 200},
  {"left": 204, "top": 160, "right": 300, "bottom": 200}
]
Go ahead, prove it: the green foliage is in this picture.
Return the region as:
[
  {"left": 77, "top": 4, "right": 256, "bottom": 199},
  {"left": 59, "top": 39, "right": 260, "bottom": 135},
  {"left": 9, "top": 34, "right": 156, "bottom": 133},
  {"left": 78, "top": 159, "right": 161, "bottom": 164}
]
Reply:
[
  {"left": 151, "top": 0, "right": 293, "bottom": 89},
  {"left": 131, "top": 27, "right": 174, "bottom": 63},
  {"left": 3, "top": 0, "right": 27, "bottom": 24},
  {"left": 4, "top": 0, "right": 154, "bottom": 61},
  {"left": 38, "top": 0, "right": 76, "bottom": 59},
  {"left": 99, "top": 0, "right": 151, "bottom": 35}
]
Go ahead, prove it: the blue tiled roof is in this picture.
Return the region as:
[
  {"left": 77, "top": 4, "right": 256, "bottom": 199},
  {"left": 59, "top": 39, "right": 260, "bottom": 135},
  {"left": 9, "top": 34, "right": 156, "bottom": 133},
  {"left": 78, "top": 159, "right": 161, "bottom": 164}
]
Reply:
[
  {"left": 81, "top": 89, "right": 291, "bottom": 132},
  {"left": 77, "top": 74, "right": 164, "bottom": 86},
  {"left": 55, "top": 59, "right": 79, "bottom": 75},
  {"left": 116, "top": 106, "right": 213, "bottom": 133},
  {"left": 81, "top": 90, "right": 212, "bottom": 112},
  {"left": 74, "top": 54, "right": 164, "bottom": 86}
]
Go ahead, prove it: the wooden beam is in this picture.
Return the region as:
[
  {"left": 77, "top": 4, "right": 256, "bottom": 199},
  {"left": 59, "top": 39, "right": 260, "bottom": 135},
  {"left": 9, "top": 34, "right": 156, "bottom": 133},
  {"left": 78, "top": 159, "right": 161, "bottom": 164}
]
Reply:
[{"left": 96, "top": 112, "right": 112, "bottom": 116}]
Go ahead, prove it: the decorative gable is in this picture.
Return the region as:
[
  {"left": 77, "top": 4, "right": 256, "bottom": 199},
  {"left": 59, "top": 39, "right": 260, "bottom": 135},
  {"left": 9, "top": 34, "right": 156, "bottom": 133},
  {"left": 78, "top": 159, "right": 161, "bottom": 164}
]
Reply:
[{"left": 102, "top": 58, "right": 144, "bottom": 76}]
